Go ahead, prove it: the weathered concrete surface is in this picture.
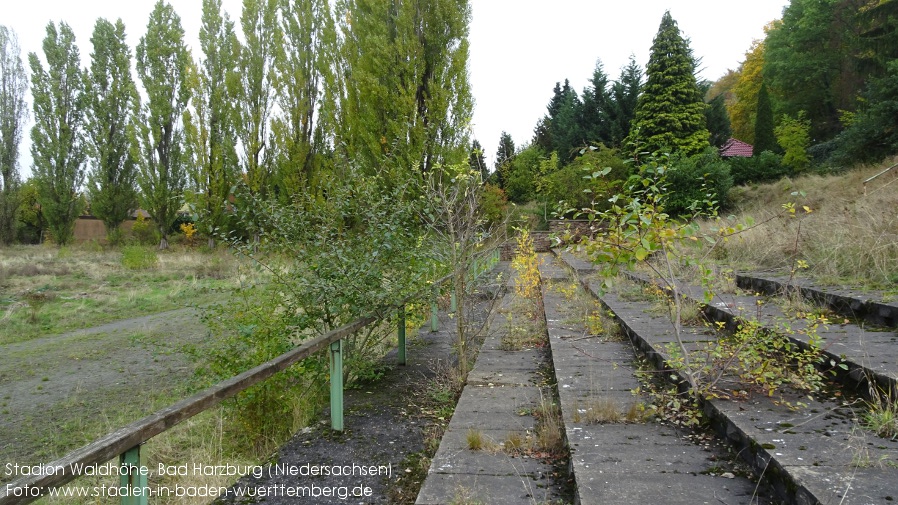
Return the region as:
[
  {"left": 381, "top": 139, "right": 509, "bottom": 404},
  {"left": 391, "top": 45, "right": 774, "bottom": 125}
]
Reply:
[
  {"left": 554, "top": 253, "right": 898, "bottom": 505},
  {"left": 737, "top": 272, "right": 898, "bottom": 328},
  {"left": 540, "top": 257, "right": 765, "bottom": 505},
  {"left": 623, "top": 270, "right": 898, "bottom": 402},
  {"left": 416, "top": 276, "right": 564, "bottom": 505}
]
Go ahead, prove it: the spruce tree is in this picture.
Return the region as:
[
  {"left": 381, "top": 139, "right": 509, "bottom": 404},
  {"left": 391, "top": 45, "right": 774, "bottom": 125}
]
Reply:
[
  {"left": 753, "top": 83, "right": 777, "bottom": 155},
  {"left": 494, "top": 131, "right": 515, "bottom": 187},
  {"left": 468, "top": 139, "right": 487, "bottom": 181},
  {"left": 629, "top": 11, "right": 709, "bottom": 155},
  {"left": 703, "top": 85, "right": 732, "bottom": 147},
  {"left": 579, "top": 60, "right": 612, "bottom": 147},
  {"left": 608, "top": 56, "right": 642, "bottom": 148}
]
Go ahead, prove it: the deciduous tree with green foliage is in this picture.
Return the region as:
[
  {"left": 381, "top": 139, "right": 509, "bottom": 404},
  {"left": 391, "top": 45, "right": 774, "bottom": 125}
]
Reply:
[
  {"left": 84, "top": 18, "right": 139, "bottom": 245},
  {"left": 133, "top": 1, "right": 192, "bottom": 250},
  {"left": 0, "top": 26, "right": 27, "bottom": 245},
  {"left": 185, "top": 0, "right": 240, "bottom": 247},
  {"left": 764, "top": 0, "right": 855, "bottom": 141},
  {"left": 271, "top": 0, "right": 336, "bottom": 198},
  {"left": 629, "top": 11, "right": 709, "bottom": 156},
  {"left": 235, "top": 0, "right": 278, "bottom": 198},
  {"left": 29, "top": 22, "right": 86, "bottom": 246},
  {"left": 829, "top": 60, "right": 898, "bottom": 165}
]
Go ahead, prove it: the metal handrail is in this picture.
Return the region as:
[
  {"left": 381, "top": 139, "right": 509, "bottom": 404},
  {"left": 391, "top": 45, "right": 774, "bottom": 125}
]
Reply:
[{"left": 0, "top": 247, "right": 502, "bottom": 505}]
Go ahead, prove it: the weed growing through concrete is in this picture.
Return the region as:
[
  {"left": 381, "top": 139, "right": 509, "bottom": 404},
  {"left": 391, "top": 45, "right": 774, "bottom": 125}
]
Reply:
[{"left": 863, "top": 387, "right": 898, "bottom": 440}]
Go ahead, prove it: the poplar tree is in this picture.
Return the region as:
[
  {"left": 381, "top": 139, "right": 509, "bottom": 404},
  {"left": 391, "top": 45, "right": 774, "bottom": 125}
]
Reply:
[
  {"left": 85, "top": 18, "right": 139, "bottom": 244},
  {"left": 335, "top": 0, "right": 473, "bottom": 180},
  {"left": 133, "top": 1, "right": 192, "bottom": 250},
  {"left": 235, "top": 0, "right": 278, "bottom": 196},
  {"left": 629, "top": 11, "right": 709, "bottom": 155},
  {"left": 0, "top": 26, "right": 27, "bottom": 245},
  {"left": 271, "top": 0, "right": 336, "bottom": 197},
  {"left": 29, "top": 22, "right": 86, "bottom": 246},
  {"left": 185, "top": 0, "right": 240, "bottom": 246}
]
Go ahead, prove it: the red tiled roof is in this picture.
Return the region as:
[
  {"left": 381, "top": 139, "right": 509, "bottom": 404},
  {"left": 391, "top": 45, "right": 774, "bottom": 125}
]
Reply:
[{"left": 719, "top": 138, "right": 753, "bottom": 157}]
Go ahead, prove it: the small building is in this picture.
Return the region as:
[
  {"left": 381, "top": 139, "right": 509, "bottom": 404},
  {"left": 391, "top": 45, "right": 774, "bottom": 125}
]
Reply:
[{"left": 719, "top": 138, "right": 753, "bottom": 158}]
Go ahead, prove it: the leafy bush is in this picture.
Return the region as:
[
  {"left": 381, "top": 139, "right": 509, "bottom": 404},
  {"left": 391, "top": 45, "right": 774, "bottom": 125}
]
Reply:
[
  {"left": 502, "top": 146, "right": 544, "bottom": 203},
  {"left": 480, "top": 183, "right": 508, "bottom": 225},
  {"left": 130, "top": 214, "right": 157, "bottom": 245},
  {"left": 543, "top": 146, "right": 630, "bottom": 215},
  {"left": 727, "top": 151, "right": 788, "bottom": 186},
  {"left": 775, "top": 112, "right": 812, "bottom": 172},
  {"left": 663, "top": 148, "right": 733, "bottom": 216},
  {"left": 201, "top": 167, "right": 432, "bottom": 450},
  {"left": 121, "top": 245, "right": 158, "bottom": 270}
]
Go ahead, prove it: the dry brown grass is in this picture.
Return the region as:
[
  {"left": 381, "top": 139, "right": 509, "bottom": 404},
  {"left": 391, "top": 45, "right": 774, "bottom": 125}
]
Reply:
[{"left": 693, "top": 159, "right": 898, "bottom": 289}]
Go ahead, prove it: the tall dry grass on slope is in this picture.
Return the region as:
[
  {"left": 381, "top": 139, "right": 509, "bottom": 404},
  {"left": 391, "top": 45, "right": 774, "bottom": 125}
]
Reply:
[{"left": 697, "top": 158, "right": 898, "bottom": 289}]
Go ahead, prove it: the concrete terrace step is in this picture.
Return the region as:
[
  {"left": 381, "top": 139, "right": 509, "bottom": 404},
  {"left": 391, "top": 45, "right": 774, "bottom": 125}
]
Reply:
[
  {"left": 624, "top": 270, "right": 898, "bottom": 399},
  {"left": 539, "top": 256, "right": 763, "bottom": 505},
  {"left": 416, "top": 267, "right": 563, "bottom": 505},
  {"left": 736, "top": 273, "right": 898, "bottom": 329},
  {"left": 552, "top": 251, "right": 898, "bottom": 505}
]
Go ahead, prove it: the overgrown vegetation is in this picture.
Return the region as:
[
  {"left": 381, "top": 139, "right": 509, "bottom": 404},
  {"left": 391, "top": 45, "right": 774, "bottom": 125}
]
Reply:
[{"left": 564, "top": 150, "right": 830, "bottom": 408}]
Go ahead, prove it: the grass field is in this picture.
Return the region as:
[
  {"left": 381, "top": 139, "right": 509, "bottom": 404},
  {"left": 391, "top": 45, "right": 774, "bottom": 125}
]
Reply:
[{"left": 0, "top": 244, "right": 237, "bottom": 344}]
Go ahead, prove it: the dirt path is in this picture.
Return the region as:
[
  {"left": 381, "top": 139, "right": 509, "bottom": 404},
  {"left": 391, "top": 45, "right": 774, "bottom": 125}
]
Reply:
[{"left": 0, "top": 308, "right": 209, "bottom": 475}]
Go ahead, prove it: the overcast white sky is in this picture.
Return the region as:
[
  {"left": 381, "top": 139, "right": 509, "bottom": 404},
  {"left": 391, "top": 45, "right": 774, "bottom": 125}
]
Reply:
[{"left": 5, "top": 0, "right": 788, "bottom": 176}]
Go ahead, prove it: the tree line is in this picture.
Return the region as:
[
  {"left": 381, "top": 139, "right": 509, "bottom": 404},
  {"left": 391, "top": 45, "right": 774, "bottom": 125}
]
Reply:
[
  {"left": 485, "top": 1, "right": 898, "bottom": 218},
  {"left": 0, "top": 0, "right": 473, "bottom": 248}
]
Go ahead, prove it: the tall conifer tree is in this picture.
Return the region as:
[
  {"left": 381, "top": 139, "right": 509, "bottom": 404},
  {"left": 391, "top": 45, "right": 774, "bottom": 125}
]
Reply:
[
  {"left": 629, "top": 11, "right": 709, "bottom": 155},
  {"left": 753, "top": 82, "right": 777, "bottom": 155},
  {"left": 608, "top": 56, "right": 642, "bottom": 148}
]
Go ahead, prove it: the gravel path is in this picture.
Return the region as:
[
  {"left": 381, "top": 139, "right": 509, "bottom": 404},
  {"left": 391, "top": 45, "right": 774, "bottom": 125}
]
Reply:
[{"left": 0, "top": 308, "right": 208, "bottom": 475}]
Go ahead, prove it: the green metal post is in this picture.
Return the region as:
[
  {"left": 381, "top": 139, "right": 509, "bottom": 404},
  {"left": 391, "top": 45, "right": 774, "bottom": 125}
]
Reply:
[
  {"left": 398, "top": 306, "right": 406, "bottom": 366},
  {"left": 450, "top": 291, "right": 457, "bottom": 313},
  {"left": 119, "top": 445, "right": 148, "bottom": 505},
  {"left": 431, "top": 285, "right": 439, "bottom": 332},
  {"left": 330, "top": 340, "right": 344, "bottom": 431}
]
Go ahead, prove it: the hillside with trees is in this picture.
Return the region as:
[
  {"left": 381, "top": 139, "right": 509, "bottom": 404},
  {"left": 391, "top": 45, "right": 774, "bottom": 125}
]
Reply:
[{"left": 488, "top": 1, "right": 898, "bottom": 225}]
